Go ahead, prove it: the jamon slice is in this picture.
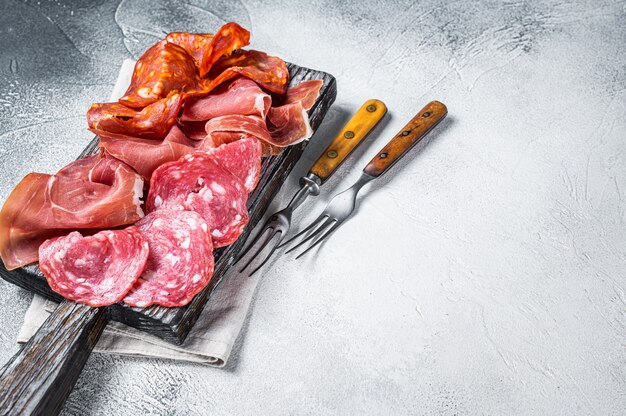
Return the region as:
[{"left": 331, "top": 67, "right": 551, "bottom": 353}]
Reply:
[
  {"left": 147, "top": 153, "right": 248, "bottom": 247},
  {"left": 205, "top": 137, "right": 262, "bottom": 193},
  {"left": 204, "top": 114, "right": 272, "bottom": 146},
  {"left": 267, "top": 101, "right": 313, "bottom": 146},
  {"left": 205, "top": 49, "right": 289, "bottom": 94},
  {"left": 181, "top": 77, "right": 271, "bottom": 122},
  {"left": 0, "top": 155, "right": 144, "bottom": 270},
  {"left": 124, "top": 210, "right": 214, "bottom": 308},
  {"left": 279, "top": 79, "right": 323, "bottom": 110},
  {"left": 87, "top": 93, "right": 183, "bottom": 139},
  {"left": 95, "top": 125, "right": 197, "bottom": 180},
  {"left": 38, "top": 228, "right": 149, "bottom": 307}
]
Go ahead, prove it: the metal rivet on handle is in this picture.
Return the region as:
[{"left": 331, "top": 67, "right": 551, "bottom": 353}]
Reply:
[
  {"left": 423, "top": 112, "right": 431, "bottom": 117},
  {"left": 344, "top": 131, "right": 355, "bottom": 139},
  {"left": 380, "top": 152, "right": 387, "bottom": 159},
  {"left": 401, "top": 131, "right": 410, "bottom": 136},
  {"left": 366, "top": 105, "right": 377, "bottom": 112},
  {"left": 327, "top": 150, "right": 338, "bottom": 158}
]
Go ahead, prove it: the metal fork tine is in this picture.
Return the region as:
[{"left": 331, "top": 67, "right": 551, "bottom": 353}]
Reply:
[
  {"left": 238, "top": 228, "right": 279, "bottom": 272},
  {"left": 284, "top": 216, "right": 333, "bottom": 255},
  {"left": 247, "top": 231, "right": 284, "bottom": 276},
  {"left": 279, "top": 214, "right": 328, "bottom": 249},
  {"left": 294, "top": 221, "right": 339, "bottom": 259},
  {"left": 234, "top": 225, "right": 274, "bottom": 265}
]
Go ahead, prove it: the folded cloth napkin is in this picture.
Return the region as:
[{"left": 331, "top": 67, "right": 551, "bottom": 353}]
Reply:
[{"left": 17, "top": 60, "right": 264, "bottom": 367}]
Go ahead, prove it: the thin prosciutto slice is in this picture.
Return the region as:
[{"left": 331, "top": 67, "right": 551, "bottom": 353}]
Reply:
[
  {"left": 39, "top": 228, "right": 149, "bottom": 307},
  {"left": 95, "top": 125, "right": 197, "bottom": 180},
  {"left": 181, "top": 77, "right": 271, "bottom": 122},
  {"left": 0, "top": 155, "right": 144, "bottom": 270}
]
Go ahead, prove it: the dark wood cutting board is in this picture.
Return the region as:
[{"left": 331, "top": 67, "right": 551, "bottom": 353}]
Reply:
[{"left": 0, "top": 63, "right": 336, "bottom": 415}]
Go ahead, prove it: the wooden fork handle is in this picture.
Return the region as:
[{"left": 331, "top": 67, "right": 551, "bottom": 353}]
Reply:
[
  {"left": 363, "top": 101, "right": 447, "bottom": 177},
  {"left": 310, "top": 99, "right": 387, "bottom": 182}
]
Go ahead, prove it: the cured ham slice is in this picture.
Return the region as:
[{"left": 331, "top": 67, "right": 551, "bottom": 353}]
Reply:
[
  {"left": 205, "top": 49, "right": 289, "bottom": 94},
  {"left": 0, "top": 155, "right": 144, "bottom": 270},
  {"left": 119, "top": 41, "right": 202, "bottom": 108},
  {"left": 280, "top": 79, "right": 323, "bottom": 110},
  {"left": 206, "top": 137, "right": 263, "bottom": 193},
  {"left": 39, "top": 228, "right": 149, "bottom": 307},
  {"left": 124, "top": 210, "right": 214, "bottom": 308},
  {"left": 147, "top": 153, "right": 248, "bottom": 247},
  {"left": 95, "top": 125, "right": 197, "bottom": 180},
  {"left": 181, "top": 77, "right": 271, "bottom": 122},
  {"left": 87, "top": 93, "right": 183, "bottom": 139},
  {"left": 267, "top": 101, "right": 313, "bottom": 146}
]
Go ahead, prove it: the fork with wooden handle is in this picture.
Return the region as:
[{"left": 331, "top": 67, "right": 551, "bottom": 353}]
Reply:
[
  {"left": 235, "top": 99, "right": 387, "bottom": 275},
  {"left": 283, "top": 100, "right": 448, "bottom": 257}
]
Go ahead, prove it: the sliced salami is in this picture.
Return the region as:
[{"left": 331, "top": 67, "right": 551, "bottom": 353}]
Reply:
[
  {"left": 204, "top": 137, "right": 262, "bottom": 193},
  {"left": 147, "top": 153, "right": 249, "bottom": 247},
  {"left": 124, "top": 210, "right": 214, "bottom": 308},
  {"left": 38, "top": 228, "right": 149, "bottom": 307}
]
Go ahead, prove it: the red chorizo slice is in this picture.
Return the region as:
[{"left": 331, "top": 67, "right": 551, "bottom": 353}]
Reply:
[
  {"left": 205, "top": 49, "right": 289, "bottom": 94},
  {"left": 119, "top": 40, "right": 202, "bottom": 109},
  {"left": 87, "top": 93, "right": 183, "bottom": 139},
  {"left": 38, "top": 228, "right": 149, "bottom": 307},
  {"left": 124, "top": 210, "right": 214, "bottom": 308},
  {"left": 165, "top": 32, "right": 214, "bottom": 70},
  {"left": 147, "top": 153, "right": 248, "bottom": 247}
]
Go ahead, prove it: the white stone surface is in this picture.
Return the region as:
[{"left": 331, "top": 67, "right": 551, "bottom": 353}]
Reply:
[{"left": 0, "top": 0, "right": 624, "bottom": 414}]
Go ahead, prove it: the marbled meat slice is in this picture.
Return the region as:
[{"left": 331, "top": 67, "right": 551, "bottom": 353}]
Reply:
[
  {"left": 205, "top": 49, "right": 289, "bottom": 94},
  {"left": 124, "top": 210, "right": 214, "bottom": 308},
  {"left": 95, "top": 124, "right": 197, "bottom": 180},
  {"left": 147, "top": 153, "right": 248, "bottom": 247},
  {"left": 87, "top": 93, "right": 182, "bottom": 139},
  {"left": 119, "top": 40, "right": 203, "bottom": 108},
  {"left": 0, "top": 155, "right": 144, "bottom": 270},
  {"left": 181, "top": 77, "right": 271, "bottom": 122},
  {"left": 39, "top": 228, "right": 149, "bottom": 307},
  {"left": 204, "top": 137, "right": 262, "bottom": 193}
]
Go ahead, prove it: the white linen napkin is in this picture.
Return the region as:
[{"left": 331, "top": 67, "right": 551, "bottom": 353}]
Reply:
[{"left": 16, "top": 60, "right": 264, "bottom": 367}]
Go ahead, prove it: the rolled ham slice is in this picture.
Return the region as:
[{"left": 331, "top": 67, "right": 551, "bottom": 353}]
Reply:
[{"left": 0, "top": 155, "right": 144, "bottom": 270}]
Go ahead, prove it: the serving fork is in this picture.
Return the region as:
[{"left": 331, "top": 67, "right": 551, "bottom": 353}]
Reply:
[
  {"left": 235, "top": 99, "right": 387, "bottom": 275},
  {"left": 283, "top": 101, "right": 448, "bottom": 258}
]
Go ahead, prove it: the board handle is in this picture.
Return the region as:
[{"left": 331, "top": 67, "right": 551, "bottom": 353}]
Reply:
[
  {"left": 0, "top": 300, "right": 107, "bottom": 416},
  {"left": 363, "top": 101, "right": 447, "bottom": 177},
  {"left": 309, "top": 99, "right": 387, "bottom": 182}
]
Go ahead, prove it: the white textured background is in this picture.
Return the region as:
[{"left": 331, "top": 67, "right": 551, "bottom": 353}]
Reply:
[{"left": 0, "top": 0, "right": 625, "bottom": 414}]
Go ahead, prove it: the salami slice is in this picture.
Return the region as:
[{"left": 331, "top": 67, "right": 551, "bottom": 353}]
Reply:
[
  {"left": 87, "top": 93, "right": 183, "bottom": 139},
  {"left": 119, "top": 40, "right": 202, "bottom": 108},
  {"left": 205, "top": 49, "right": 289, "bottom": 94},
  {"left": 38, "top": 228, "right": 149, "bottom": 307},
  {"left": 148, "top": 153, "right": 249, "bottom": 247},
  {"left": 205, "top": 137, "right": 262, "bottom": 193},
  {"left": 124, "top": 210, "right": 214, "bottom": 308}
]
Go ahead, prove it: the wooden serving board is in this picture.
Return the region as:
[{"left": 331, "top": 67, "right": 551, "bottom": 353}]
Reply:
[{"left": 0, "top": 63, "right": 336, "bottom": 415}]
